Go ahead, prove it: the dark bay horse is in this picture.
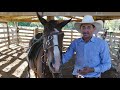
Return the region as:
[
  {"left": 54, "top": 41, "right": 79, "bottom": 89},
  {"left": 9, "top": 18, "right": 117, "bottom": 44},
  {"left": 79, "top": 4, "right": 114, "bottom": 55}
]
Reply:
[{"left": 26, "top": 12, "right": 71, "bottom": 78}]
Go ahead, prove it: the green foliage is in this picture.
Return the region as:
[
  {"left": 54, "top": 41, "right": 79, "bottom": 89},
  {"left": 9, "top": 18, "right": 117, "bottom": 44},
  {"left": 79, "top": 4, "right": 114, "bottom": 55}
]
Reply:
[
  {"left": 55, "top": 16, "right": 64, "bottom": 20},
  {"left": 55, "top": 16, "right": 75, "bottom": 30},
  {"left": 104, "top": 19, "right": 120, "bottom": 31},
  {"left": 63, "top": 22, "right": 76, "bottom": 30},
  {"left": 18, "top": 22, "right": 31, "bottom": 26},
  {"left": 8, "top": 22, "right": 14, "bottom": 26},
  {"left": 30, "top": 22, "right": 43, "bottom": 27}
]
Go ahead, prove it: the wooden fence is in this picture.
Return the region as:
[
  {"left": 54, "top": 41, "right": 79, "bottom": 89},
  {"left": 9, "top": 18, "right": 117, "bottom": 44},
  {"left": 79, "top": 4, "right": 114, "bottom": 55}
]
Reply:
[{"left": 0, "top": 25, "right": 120, "bottom": 59}]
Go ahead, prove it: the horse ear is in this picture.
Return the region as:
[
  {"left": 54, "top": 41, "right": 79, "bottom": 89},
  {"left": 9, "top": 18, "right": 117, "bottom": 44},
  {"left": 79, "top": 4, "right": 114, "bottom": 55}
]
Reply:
[
  {"left": 58, "top": 18, "right": 72, "bottom": 29},
  {"left": 36, "top": 12, "right": 47, "bottom": 26}
]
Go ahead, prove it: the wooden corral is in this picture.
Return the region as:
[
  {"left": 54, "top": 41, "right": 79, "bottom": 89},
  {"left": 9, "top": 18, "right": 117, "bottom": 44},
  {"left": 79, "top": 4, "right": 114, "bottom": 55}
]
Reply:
[
  {"left": 0, "top": 22, "right": 82, "bottom": 78},
  {"left": 0, "top": 12, "right": 120, "bottom": 78}
]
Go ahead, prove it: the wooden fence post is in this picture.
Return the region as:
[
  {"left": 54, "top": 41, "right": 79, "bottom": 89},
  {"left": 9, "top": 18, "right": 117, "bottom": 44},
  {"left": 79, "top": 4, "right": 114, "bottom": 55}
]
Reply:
[
  {"left": 6, "top": 22, "right": 10, "bottom": 49},
  {"left": 34, "top": 27, "right": 39, "bottom": 36},
  {"left": 14, "top": 22, "right": 19, "bottom": 46}
]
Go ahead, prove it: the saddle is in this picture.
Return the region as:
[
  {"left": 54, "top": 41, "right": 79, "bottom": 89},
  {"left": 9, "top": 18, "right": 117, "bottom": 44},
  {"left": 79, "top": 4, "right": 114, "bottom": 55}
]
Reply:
[{"left": 27, "top": 33, "right": 43, "bottom": 61}]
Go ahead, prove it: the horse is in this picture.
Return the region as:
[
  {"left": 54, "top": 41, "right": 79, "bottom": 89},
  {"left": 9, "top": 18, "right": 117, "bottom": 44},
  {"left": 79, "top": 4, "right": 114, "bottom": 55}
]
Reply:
[{"left": 26, "top": 12, "right": 71, "bottom": 78}]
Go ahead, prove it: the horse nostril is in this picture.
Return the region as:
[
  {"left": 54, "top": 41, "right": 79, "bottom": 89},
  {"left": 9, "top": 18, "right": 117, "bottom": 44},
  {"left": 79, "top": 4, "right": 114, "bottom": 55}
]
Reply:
[
  {"left": 50, "top": 61, "right": 55, "bottom": 68},
  {"left": 50, "top": 62, "right": 53, "bottom": 67},
  {"left": 52, "top": 59, "right": 55, "bottom": 64}
]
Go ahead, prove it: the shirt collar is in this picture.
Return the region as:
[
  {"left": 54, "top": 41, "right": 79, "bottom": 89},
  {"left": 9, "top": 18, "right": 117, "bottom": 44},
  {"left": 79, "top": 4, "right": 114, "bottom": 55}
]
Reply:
[
  {"left": 79, "top": 36, "right": 95, "bottom": 43},
  {"left": 90, "top": 36, "right": 95, "bottom": 43}
]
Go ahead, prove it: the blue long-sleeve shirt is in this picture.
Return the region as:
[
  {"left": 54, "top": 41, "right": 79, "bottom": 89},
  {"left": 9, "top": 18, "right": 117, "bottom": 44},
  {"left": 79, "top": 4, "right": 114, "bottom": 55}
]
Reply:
[{"left": 62, "top": 36, "right": 111, "bottom": 78}]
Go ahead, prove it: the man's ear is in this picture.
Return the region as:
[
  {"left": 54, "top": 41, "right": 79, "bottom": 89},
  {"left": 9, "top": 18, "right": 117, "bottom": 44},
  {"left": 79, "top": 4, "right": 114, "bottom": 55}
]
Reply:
[{"left": 93, "top": 27, "right": 96, "bottom": 32}]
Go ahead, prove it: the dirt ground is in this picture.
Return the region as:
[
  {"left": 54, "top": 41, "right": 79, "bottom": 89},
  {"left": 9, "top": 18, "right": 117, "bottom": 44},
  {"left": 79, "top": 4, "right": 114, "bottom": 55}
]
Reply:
[{"left": 0, "top": 45, "right": 120, "bottom": 78}]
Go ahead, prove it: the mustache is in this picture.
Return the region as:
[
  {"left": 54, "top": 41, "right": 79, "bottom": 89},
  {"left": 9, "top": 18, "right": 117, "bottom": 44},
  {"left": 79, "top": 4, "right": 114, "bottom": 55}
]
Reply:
[{"left": 83, "top": 32, "right": 89, "bottom": 34}]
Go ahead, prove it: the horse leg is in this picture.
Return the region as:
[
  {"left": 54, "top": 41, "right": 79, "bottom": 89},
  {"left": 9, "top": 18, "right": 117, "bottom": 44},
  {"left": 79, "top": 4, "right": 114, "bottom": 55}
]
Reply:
[
  {"left": 27, "top": 59, "right": 37, "bottom": 78},
  {"left": 27, "top": 64, "right": 31, "bottom": 78},
  {"left": 32, "top": 59, "right": 38, "bottom": 78},
  {"left": 36, "top": 51, "right": 44, "bottom": 78},
  {"left": 25, "top": 56, "right": 31, "bottom": 78},
  {"left": 34, "top": 71, "right": 38, "bottom": 78}
]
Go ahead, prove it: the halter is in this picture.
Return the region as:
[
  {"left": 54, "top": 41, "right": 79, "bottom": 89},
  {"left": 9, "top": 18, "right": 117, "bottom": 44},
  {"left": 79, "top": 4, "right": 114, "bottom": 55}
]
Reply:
[
  {"left": 43, "top": 31, "right": 64, "bottom": 52},
  {"left": 40, "top": 30, "right": 64, "bottom": 78}
]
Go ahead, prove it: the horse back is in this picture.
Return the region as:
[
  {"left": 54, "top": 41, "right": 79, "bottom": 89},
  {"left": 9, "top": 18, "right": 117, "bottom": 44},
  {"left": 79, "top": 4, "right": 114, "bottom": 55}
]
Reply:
[{"left": 28, "top": 33, "right": 43, "bottom": 61}]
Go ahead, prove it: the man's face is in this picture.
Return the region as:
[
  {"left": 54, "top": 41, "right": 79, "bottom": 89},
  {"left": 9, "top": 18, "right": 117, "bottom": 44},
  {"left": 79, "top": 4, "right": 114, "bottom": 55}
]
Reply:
[{"left": 80, "top": 23, "right": 96, "bottom": 38}]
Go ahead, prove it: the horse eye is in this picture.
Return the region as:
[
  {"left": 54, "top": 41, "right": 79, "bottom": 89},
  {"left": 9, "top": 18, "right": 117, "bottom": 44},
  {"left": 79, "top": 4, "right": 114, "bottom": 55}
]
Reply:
[{"left": 48, "top": 35, "right": 53, "bottom": 40}]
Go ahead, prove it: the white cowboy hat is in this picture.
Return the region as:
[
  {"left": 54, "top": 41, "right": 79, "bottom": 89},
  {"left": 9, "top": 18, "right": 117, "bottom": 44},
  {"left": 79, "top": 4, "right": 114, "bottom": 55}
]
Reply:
[{"left": 74, "top": 15, "right": 102, "bottom": 33}]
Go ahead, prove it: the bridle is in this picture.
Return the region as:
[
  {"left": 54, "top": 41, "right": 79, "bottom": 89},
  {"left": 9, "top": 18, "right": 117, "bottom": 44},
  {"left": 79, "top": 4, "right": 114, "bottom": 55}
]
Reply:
[
  {"left": 40, "top": 30, "right": 64, "bottom": 78},
  {"left": 43, "top": 31, "right": 63, "bottom": 52}
]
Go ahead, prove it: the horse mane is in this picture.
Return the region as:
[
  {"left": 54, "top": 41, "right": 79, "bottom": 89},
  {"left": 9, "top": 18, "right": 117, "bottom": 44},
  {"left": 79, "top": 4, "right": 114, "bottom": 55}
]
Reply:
[
  {"left": 35, "top": 33, "right": 43, "bottom": 39},
  {"left": 28, "top": 33, "right": 43, "bottom": 61}
]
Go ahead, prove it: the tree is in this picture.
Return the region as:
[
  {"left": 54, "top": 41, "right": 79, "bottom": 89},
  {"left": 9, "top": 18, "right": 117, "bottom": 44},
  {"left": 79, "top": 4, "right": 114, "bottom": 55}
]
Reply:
[
  {"left": 8, "top": 22, "right": 14, "bottom": 27},
  {"left": 104, "top": 19, "right": 120, "bottom": 31}
]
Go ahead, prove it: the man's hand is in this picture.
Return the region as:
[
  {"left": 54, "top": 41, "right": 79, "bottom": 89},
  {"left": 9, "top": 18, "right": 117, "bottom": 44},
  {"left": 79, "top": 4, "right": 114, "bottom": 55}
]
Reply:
[{"left": 77, "top": 67, "right": 94, "bottom": 75}]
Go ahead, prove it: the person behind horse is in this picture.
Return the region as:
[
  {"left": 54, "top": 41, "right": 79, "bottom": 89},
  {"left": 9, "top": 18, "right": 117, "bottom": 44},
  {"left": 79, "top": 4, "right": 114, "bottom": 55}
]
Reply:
[
  {"left": 93, "top": 20, "right": 104, "bottom": 37},
  {"left": 62, "top": 15, "right": 111, "bottom": 78}
]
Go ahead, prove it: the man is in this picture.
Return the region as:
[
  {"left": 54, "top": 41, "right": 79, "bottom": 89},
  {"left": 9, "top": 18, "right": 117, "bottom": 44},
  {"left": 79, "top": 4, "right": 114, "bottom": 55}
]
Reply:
[{"left": 62, "top": 15, "right": 111, "bottom": 78}]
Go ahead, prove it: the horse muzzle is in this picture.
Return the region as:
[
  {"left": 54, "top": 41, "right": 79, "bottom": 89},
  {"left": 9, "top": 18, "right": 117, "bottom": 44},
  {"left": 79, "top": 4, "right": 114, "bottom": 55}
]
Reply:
[{"left": 48, "top": 61, "right": 61, "bottom": 73}]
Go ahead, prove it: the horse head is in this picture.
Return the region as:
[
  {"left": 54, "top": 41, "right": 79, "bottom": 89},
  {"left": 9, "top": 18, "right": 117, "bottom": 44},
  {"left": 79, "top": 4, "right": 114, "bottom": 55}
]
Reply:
[{"left": 36, "top": 12, "right": 71, "bottom": 74}]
